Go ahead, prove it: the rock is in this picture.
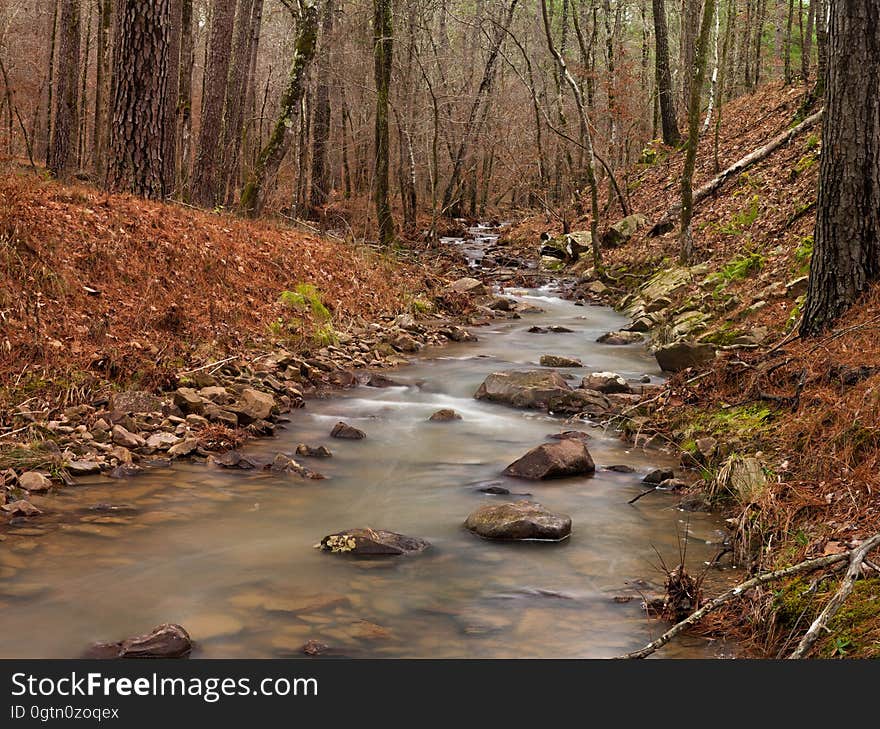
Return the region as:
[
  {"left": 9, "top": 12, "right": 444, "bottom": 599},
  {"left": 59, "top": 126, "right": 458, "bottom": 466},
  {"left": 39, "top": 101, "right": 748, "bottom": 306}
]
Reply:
[
  {"left": 625, "top": 316, "right": 655, "bottom": 333},
  {"left": 231, "top": 388, "right": 275, "bottom": 425},
  {"left": 547, "top": 389, "right": 612, "bottom": 417},
  {"left": 548, "top": 430, "right": 591, "bottom": 442},
  {"left": 18, "top": 472, "right": 52, "bottom": 492},
  {"left": 198, "top": 386, "right": 233, "bottom": 405},
  {"left": 366, "top": 373, "right": 403, "bottom": 388},
  {"left": 296, "top": 444, "right": 333, "bottom": 458},
  {"left": 330, "top": 421, "right": 366, "bottom": 439},
  {"left": 465, "top": 501, "right": 571, "bottom": 541},
  {"left": 606, "top": 464, "right": 636, "bottom": 473},
  {"left": 539, "top": 354, "right": 583, "bottom": 368},
  {"left": 597, "top": 330, "right": 644, "bottom": 345},
  {"left": 111, "top": 425, "right": 146, "bottom": 449},
  {"left": 654, "top": 341, "right": 716, "bottom": 372},
  {"left": 109, "top": 463, "right": 142, "bottom": 479},
  {"left": 173, "top": 387, "right": 204, "bottom": 415},
  {"left": 168, "top": 438, "right": 198, "bottom": 457},
  {"left": 267, "top": 454, "right": 324, "bottom": 480},
  {"left": 428, "top": 408, "right": 462, "bottom": 422},
  {"left": 440, "top": 325, "right": 475, "bottom": 342},
  {"left": 84, "top": 624, "right": 192, "bottom": 659},
  {"left": 527, "top": 326, "right": 549, "bottom": 334},
  {"left": 488, "top": 296, "right": 515, "bottom": 311},
  {"left": 480, "top": 485, "right": 510, "bottom": 495},
  {"left": 695, "top": 436, "right": 718, "bottom": 462},
  {"left": 145, "top": 432, "right": 180, "bottom": 451},
  {"left": 786, "top": 276, "right": 809, "bottom": 297},
  {"left": 2, "top": 499, "right": 43, "bottom": 516},
  {"left": 713, "top": 455, "right": 767, "bottom": 503},
  {"left": 65, "top": 460, "right": 102, "bottom": 476},
  {"left": 110, "top": 390, "right": 164, "bottom": 415},
  {"left": 657, "top": 478, "right": 688, "bottom": 490},
  {"left": 474, "top": 370, "right": 571, "bottom": 409},
  {"left": 301, "top": 639, "right": 330, "bottom": 656},
  {"left": 389, "top": 333, "right": 421, "bottom": 353},
  {"left": 319, "top": 528, "right": 430, "bottom": 555},
  {"left": 603, "top": 213, "right": 648, "bottom": 248},
  {"left": 211, "top": 451, "right": 257, "bottom": 470},
  {"left": 503, "top": 439, "right": 595, "bottom": 480},
  {"left": 202, "top": 403, "right": 238, "bottom": 427},
  {"left": 548, "top": 325, "right": 574, "bottom": 333},
  {"left": 586, "top": 280, "right": 609, "bottom": 295},
  {"left": 582, "top": 372, "right": 630, "bottom": 394},
  {"left": 643, "top": 468, "right": 674, "bottom": 484},
  {"left": 448, "top": 277, "right": 487, "bottom": 295}
]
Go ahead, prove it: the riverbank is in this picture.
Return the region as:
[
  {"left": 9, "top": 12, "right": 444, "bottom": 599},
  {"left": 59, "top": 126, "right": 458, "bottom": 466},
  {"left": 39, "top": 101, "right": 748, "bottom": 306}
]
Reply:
[{"left": 494, "top": 82, "right": 880, "bottom": 658}]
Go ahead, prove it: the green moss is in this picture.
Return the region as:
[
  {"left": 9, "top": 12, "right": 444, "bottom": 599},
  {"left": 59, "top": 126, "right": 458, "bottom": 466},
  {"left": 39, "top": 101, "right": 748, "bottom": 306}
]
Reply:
[
  {"left": 716, "top": 195, "right": 761, "bottom": 235},
  {"left": 280, "top": 284, "right": 331, "bottom": 321},
  {"left": 795, "top": 235, "right": 813, "bottom": 272},
  {"left": 704, "top": 250, "right": 765, "bottom": 294}
]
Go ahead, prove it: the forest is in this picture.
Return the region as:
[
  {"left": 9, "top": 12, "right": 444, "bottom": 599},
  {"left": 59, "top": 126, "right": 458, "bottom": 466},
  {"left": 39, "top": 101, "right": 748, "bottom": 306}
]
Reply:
[{"left": 0, "top": 0, "right": 878, "bottom": 663}]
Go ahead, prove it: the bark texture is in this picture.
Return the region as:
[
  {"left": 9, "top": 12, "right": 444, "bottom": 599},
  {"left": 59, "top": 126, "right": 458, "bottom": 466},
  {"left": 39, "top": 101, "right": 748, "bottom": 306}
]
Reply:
[
  {"left": 652, "top": 0, "right": 681, "bottom": 145},
  {"left": 47, "top": 0, "right": 81, "bottom": 176}
]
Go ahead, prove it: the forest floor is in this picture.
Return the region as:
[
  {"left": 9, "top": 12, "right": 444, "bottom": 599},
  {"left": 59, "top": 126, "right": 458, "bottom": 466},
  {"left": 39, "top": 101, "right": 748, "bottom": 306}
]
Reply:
[{"left": 498, "top": 81, "right": 880, "bottom": 658}]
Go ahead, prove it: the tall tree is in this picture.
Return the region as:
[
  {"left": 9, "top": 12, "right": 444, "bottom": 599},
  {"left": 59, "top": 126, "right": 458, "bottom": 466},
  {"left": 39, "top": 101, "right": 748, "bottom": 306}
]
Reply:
[
  {"left": 800, "top": 0, "right": 880, "bottom": 336},
  {"left": 92, "top": 0, "right": 112, "bottom": 176},
  {"left": 678, "top": 0, "right": 716, "bottom": 264},
  {"left": 652, "top": 0, "right": 681, "bottom": 145},
  {"left": 164, "top": 0, "right": 183, "bottom": 194},
  {"left": 308, "top": 0, "right": 334, "bottom": 218},
  {"left": 239, "top": 0, "right": 319, "bottom": 217},
  {"left": 680, "top": 0, "right": 702, "bottom": 110},
  {"left": 105, "top": 0, "right": 170, "bottom": 199},
  {"left": 177, "top": 0, "right": 194, "bottom": 194},
  {"left": 47, "top": 0, "right": 81, "bottom": 176},
  {"left": 190, "top": 0, "right": 236, "bottom": 207},
  {"left": 373, "top": 0, "right": 394, "bottom": 246}
]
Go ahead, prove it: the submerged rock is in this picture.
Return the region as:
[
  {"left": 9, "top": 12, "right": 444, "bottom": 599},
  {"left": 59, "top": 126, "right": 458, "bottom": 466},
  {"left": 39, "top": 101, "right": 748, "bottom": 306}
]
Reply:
[
  {"left": 296, "top": 444, "right": 333, "bottom": 458},
  {"left": 428, "top": 408, "right": 462, "bottom": 422},
  {"left": 547, "top": 389, "right": 612, "bottom": 417},
  {"left": 643, "top": 468, "right": 675, "bottom": 484},
  {"left": 84, "top": 624, "right": 192, "bottom": 659},
  {"left": 597, "top": 330, "right": 644, "bottom": 345},
  {"left": 465, "top": 501, "right": 571, "bottom": 541},
  {"left": 266, "top": 454, "right": 325, "bottom": 480},
  {"left": 366, "top": 373, "right": 403, "bottom": 388},
  {"left": 539, "top": 354, "right": 583, "bottom": 368},
  {"left": 330, "top": 421, "right": 366, "bottom": 439},
  {"left": 211, "top": 451, "right": 258, "bottom": 470},
  {"left": 474, "top": 370, "right": 571, "bottom": 409},
  {"left": 503, "top": 439, "right": 595, "bottom": 480},
  {"left": 319, "top": 528, "right": 430, "bottom": 556}
]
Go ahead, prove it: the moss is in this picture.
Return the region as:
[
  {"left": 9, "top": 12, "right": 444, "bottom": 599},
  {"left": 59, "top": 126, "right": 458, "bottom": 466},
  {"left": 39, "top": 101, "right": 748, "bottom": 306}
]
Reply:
[
  {"left": 794, "top": 235, "right": 813, "bottom": 272},
  {"left": 773, "top": 577, "right": 880, "bottom": 658},
  {"left": 702, "top": 323, "right": 746, "bottom": 346},
  {"left": 704, "top": 250, "right": 765, "bottom": 294},
  {"left": 714, "top": 194, "right": 761, "bottom": 236},
  {"left": 280, "top": 284, "right": 331, "bottom": 321}
]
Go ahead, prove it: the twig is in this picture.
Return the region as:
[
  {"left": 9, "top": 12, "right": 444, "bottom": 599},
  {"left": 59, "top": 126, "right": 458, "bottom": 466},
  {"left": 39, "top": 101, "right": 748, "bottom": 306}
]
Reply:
[
  {"left": 617, "top": 536, "right": 879, "bottom": 659},
  {"left": 628, "top": 487, "right": 657, "bottom": 505},
  {"left": 787, "top": 533, "right": 880, "bottom": 659},
  {"left": 179, "top": 356, "right": 238, "bottom": 376},
  {"left": 0, "top": 423, "right": 33, "bottom": 439}
]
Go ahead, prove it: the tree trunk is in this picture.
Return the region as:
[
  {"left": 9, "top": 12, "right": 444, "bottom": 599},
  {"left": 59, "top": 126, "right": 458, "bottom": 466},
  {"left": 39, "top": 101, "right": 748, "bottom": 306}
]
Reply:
[
  {"left": 680, "top": 0, "right": 702, "bottom": 112},
  {"left": 653, "top": 0, "right": 681, "bottom": 144},
  {"left": 191, "top": 0, "right": 236, "bottom": 207},
  {"left": 106, "top": 0, "right": 171, "bottom": 199},
  {"left": 678, "top": 0, "right": 716, "bottom": 264},
  {"left": 801, "top": 0, "right": 814, "bottom": 81},
  {"left": 239, "top": 0, "right": 319, "bottom": 218},
  {"left": 92, "top": 0, "right": 112, "bottom": 177},
  {"left": 308, "top": 0, "right": 334, "bottom": 218},
  {"left": 784, "top": 0, "right": 795, "bottom": 83},
  {"left": 164, "top": 0, "right": 183, "bottom": 195},
  {"left": 800, "top": 0, "right": 879, "bottom": 336},
  {"left": 177, "top": 0, "right": 194, "bottom": 196},
  {"left": 47, "top": 0, "right": 81, "bottom": 176},
  {"left": 373, "top": 0, "right": 395, "bottom": 246},
  {"left": 42, "top": 0, "right": 59, "bottom": 163}
]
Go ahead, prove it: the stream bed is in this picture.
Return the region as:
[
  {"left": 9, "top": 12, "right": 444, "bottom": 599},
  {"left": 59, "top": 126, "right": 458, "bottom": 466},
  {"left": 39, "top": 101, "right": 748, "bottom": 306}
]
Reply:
[{"left": 0, "top": 229, "right": 735, "bottom": 659}]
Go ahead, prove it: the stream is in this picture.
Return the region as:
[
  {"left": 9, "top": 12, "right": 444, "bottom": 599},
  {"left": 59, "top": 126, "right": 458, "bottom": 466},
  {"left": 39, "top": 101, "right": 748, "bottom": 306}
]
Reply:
[{"left": 0, "top": 226, "right": 734, "bottom": 659}]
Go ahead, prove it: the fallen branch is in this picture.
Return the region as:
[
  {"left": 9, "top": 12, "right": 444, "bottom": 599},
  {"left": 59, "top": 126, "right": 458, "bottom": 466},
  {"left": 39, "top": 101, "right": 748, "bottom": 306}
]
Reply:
[
  {"left": 179, "top": 356, "right": 238, "bottom": 376},
  {"left": 649, "top": 109, "right": 824, "bottom": 236},
  {"left": 617, "top": 533, "right": 879, "bottom": 659},
  {"left": 787, "top": 533, "right": 880, "bottom": 659}
]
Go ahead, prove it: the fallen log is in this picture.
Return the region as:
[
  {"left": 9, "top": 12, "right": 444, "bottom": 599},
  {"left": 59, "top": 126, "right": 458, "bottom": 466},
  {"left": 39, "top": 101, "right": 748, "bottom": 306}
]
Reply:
[
  {"left": 617, "top": 531, "right": 879, "bottom": 659},
  {"left": 649, "top": 109, "right": 824, "bottom": 236}
]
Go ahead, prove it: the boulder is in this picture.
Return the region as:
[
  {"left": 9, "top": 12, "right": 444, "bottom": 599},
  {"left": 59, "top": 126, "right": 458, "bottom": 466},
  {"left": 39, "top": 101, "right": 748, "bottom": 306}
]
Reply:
[
  {"left": 603, "top": 213, "right": 648, "bottom": 248},
  {"left": 168, "top": 438, "right": 199, "bottom": 457},
  {"left": 474, "top": 370, "right": 571, "bottom": 409},
  {"left": 389, "top": 333, "right": 422, "bottom": 353},
  {"left": 110, "top": 390, "right": 164, "bottom": 415},
  {"left": 448, "top": 277, "right": 487, "bottom": 296},
  {"left": 539, "top": 354, "right": 583, "bottom": 368},
  {"left": 465, "top": 501, "right": 571, "bottom": 541},
  {"left": 84, "top": 624, "right": 192, "bottom": 659},
  {"left": 319, "top": 528, "right": 430, "bottom": 555},
  {"left": 211, "top": 451, "right": 258, "bottom": 470},
  {"left": 198, "top": 386, "right": 234, "bottom": 405},
  {"left": 230, "top": 388, "right": 275, "bottom": 425},
  {"left": 582, "top": 372, "right": 631, "bottom": 394},
  {"left": 655, "top": 341, "right": 716, "bottom": 372},
  {"left": 145, "top": 432, "right": 180, "bottom": 451},
  {"left": 330, "top": 421, "right": 366, "bottom": 439},
  {"left": 266, "top": 454, "right": 324, "bottom": 480},
  {"left": 597, "top": 330, "right": 644, "bottom": 345},
  {"left": 503, "top": 439, "right": 595, "bottom": 480},
  {"left": 643, "top": 468, "right": 674, "bottom": 485},
  {"left": 111, "top": 425, "right": 146, "bottom": 449},
  {"left": 19, "top": 471, "right": 52, "bottom": 492},
  {"left": 428, "top": 408, "right": 462, "bottom": 422},
  {"left": 296, "top": 444, "right": 333, "bottom": 458},
  {"left": 65, "top": 460, "right": 102, "bottom": 476},
  {"left": 547, "top": 389, "right": 612, "bottom": 417},
  {"left": 366, "top": 373, "right": 403, "bottom": 388},
  {"left": 173, "top": 387, "right": 204, "bottom": 415}
]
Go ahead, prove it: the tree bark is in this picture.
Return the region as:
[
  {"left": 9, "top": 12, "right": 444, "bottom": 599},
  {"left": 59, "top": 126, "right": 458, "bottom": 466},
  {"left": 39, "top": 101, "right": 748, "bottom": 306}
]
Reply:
[
  {"left": 191, "top": 0, "right": 236, "bottom": 207},
  {"left": 92, "top": 0, "right": 112, "bottom": 177},
  {"left": 652, "top": 0, "right": 681, "bottom": 145},
  {"left": 800, "top": 0, "right": 880, "bottom": 336},
  {"left": 308, "top": 0, "right": 334, "bottom": 218},
  {"left": 239, "top": 0, "right": 319, "bottom": 218},
  {"left": 177, "top": 0, "right": 194, "bottom": 196},
  {"left": 678, "top": 0, "right": 716, "bottom": 264},
  {"left": 373, "top": 0, "right": 395, "bottom": 245},
  {"left": 106, "top": 0, "right": 171, "bottom": 199},
  {"left": 164, "top": 0, "right": 183, "bottom": 195},
  {"left": 47, "top": 0, "right": 81, "bottom": 176}
]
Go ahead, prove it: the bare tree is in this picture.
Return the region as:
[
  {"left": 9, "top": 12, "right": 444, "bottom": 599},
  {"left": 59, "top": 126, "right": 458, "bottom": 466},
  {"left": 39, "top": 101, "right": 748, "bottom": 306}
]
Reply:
[{"left": 47, "top": 0, "right": 80, "bottom": 176}]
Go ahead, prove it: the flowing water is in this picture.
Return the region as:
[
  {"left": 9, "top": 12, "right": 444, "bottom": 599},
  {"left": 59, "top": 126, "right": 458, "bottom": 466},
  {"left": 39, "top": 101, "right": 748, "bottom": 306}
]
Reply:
[{"left": 0, "top": 228, "right": 734, "bottom": 659}]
